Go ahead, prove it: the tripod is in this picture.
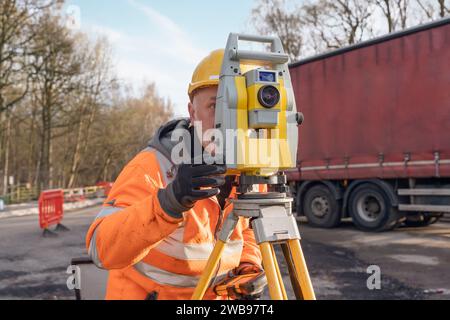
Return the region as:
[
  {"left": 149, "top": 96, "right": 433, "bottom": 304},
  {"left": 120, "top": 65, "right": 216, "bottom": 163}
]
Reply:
[{"left": 191, "top": 174, "right": 316, "bottom": 300}]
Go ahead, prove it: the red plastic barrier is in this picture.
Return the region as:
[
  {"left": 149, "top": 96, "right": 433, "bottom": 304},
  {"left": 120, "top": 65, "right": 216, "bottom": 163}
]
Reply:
[
  {"left": 96, "top": 182, "right": 113, "bottom": 197},
  {"left": 39, "top": 189, "right": 64, "bottom": 229},
  {"left": 64, "top": 189, "right": 86, "bottom": 203}
]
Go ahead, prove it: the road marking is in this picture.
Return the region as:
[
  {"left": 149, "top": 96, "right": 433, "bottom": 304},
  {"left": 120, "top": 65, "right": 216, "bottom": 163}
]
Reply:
[{"left": 387, "top": 254, "right": 440, "bottom": 266}]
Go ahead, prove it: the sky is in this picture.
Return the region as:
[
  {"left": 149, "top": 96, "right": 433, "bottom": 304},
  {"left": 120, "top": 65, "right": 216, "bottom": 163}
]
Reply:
[{"left": 64, "top": 0, "right": 257, "bottom": 117}]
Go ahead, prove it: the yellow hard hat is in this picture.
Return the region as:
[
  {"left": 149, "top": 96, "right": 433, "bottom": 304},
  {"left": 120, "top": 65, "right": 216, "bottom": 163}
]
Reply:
[
  {"left": 188, "top": 49, "right": 260, "bottom": 100},
  {"left": 188, "top": 49, "right": 224, "bottom": 99}
]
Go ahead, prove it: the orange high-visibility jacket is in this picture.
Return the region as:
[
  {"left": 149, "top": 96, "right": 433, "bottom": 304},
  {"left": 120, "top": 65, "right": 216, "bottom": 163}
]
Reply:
[{"left": 85, "top": 119, "right": 262, "bottom": 300}]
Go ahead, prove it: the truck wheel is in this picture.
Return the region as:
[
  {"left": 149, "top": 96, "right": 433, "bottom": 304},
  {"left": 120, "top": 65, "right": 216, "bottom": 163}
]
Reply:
[
  {"left": 303, "top": 185, "right": 341, "bottom": 228},
  {"left": 404, "top": 213, "right": 442, "bottom": 227},
  {"left": 349, "top": 183, "right": 399, "bottom": 232}
]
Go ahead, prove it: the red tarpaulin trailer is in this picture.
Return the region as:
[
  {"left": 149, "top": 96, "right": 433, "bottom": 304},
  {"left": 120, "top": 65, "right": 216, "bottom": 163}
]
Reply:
[{"left": 287, "top": 17, "right": 450, "bottom": 231}]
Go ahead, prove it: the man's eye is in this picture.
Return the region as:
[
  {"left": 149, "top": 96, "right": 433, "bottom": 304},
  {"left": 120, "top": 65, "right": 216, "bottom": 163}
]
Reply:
[{"left": 209, "top": 104, "right": 216, "bottom": 110}]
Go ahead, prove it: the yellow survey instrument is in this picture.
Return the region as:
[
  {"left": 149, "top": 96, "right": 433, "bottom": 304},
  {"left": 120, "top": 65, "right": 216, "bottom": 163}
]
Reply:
[{"left": 191, "top": 33, "right": 314, "bottom": 301}]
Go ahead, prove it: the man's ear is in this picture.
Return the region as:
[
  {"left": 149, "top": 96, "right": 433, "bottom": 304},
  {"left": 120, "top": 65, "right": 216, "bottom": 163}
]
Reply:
[{"left": 188, "top": 102, "right": 195, "bottom": 122}]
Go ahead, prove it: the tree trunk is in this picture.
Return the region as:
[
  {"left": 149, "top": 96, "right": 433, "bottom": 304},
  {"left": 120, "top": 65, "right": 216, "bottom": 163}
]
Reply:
[
  {"left": 68, "top": 94, "right": 97, "bottom": 188},
  {"left": 34, "top": 149, "right": 41, "bottom": 190},
  {"left": 67, "top": 115, "right": 84, "bottom": 188},
  {"left": 2, "top": 111, "right": 11, "bottom": 195},
  {"left": 13, "top": 115, "right": 19, "bottom": 186},
  {"left": 438, "top": 0, "right": 447, "bottom": 17},
  {"left": 103, "top": 156, "right": 111, "bottom": 182},
  {"left": 61, "top": 124, "right": 72, "bottom": 188},
  {"left": 39, "top": 100, "right": 51, "bottom": 191},
  {"left": 0, "top": 110, "right": 4, "bottom": 195},
  {"left": 27, "top": 104, "right": 38, "bottom": 185},
  {"left": 49, "top": 141, "right": 53, "bottom": 189},
  {"left": 96, "top": 152, "right": 112, "bottom": 183}
]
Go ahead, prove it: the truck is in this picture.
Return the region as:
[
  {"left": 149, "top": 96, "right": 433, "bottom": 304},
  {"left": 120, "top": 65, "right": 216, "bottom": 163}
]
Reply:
[{"left": 287, "top": 17, "right": 450, "bottom": 232}]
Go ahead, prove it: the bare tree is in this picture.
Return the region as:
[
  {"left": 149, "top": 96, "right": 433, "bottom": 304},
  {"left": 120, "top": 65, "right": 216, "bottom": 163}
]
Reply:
[
  {"left": 416, "top": 0, "right": 450, "bottom": 19},
  {"left": 66, "top": 37, "right": 115, "bottom": 188},
  {"left": 397, "top": 0, "right": 410, "bottom": 29},
  {"left": 0, "top": 1, "right": 181, "bottom": 197},
  {"left": 438, "top": 0, "right": 450, "bottom": 16},
  {"left": 251, "top": 0, "right": 305, "bottom": 61},
  {"left": 375, "top": 0, "right": 411, "bottom": 32},
  {"left": 302, "top": 0, "right": 375, "bottom": 51},
  {"left": 80, "top": 83, "right": 173, "bottom": 185},
  {"left": 0, "top": 0, "right": 54, "bottom": 195},
  {"left": 376, "top": 0, "right": 396, "bottom": 32},
  {"left": 28, "top": 12, "right": 81, "bottom": 191}
]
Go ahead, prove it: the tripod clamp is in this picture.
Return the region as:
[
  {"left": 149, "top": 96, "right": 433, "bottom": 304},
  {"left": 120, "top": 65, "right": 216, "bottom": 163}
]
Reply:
[
  {"left": 219, "top": 173, "right": 300, "bottom": 244},
  {"left": 219, "top": 194, "right": 300, "bottom": 245}
]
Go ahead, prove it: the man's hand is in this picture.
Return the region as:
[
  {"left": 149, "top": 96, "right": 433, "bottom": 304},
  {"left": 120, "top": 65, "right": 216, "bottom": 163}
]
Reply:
[
  {"left": 234, "top": 262, "right": 263, "bottom": 275},
  {"left": 157, "top": 164, "right": 226, "bottom": 218},
  {"left": 214, "top": 263, "right": 267, "bottom": 300}
]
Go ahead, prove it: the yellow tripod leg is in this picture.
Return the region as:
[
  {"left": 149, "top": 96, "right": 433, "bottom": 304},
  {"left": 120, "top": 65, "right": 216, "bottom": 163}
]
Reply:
[
  {"left": 260, "top": 242, "right": 284, "bottom": 300},
  {"left": 287, "top": 239, "right": 316, "bottom": 300},
  {"left": 191, "top": 240, "right": 226, "bottom": 300},
  {"left": 270, "top": 244, "right": 288, "bottom": 300},
  {"left": 281, "top": 243, "right": 304, "bottom": 300}
]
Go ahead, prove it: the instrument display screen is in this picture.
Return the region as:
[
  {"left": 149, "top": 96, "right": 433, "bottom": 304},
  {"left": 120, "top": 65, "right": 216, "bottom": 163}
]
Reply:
[{"left": 259, "top": 71, "right": 276, "bottom": 83}]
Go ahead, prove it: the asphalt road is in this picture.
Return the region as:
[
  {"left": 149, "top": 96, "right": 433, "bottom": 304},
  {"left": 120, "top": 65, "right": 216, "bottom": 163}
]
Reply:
[
  {"left": 0, "top": 205, "right": 449, "bottom": 300},
  {"left": 264, "top": 218, "right": 450, "bottom": 300},
  {"left": 0, "top": 207, "right": 96, "bottom": 300}
]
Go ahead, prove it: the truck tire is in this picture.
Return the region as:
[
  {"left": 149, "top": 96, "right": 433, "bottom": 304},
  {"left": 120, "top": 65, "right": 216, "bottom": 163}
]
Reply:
[
  {"left": 349, "top": 183, "right": 400, "bottom": 232},
  {"left": 404, "top": 213, "right": 442, "bottom": 227},
  {"left": 303, "top": 185, "right": 341, "bottom": 228}
]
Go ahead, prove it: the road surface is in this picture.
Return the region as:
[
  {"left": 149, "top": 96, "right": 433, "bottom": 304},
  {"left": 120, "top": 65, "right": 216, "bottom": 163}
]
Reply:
[{"left": 0, "top": 205, "right": 449, "bottom": 300}]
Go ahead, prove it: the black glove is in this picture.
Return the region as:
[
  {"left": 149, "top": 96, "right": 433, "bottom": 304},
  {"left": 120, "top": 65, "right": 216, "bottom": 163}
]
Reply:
[{"left": 157, "top": 164, "right": 226, "bottom": 218}]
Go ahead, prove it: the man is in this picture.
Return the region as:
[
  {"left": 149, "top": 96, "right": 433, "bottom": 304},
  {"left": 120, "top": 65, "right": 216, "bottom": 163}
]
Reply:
[{"left": 85, "top": 49, "right": 264, "bottom": 300}]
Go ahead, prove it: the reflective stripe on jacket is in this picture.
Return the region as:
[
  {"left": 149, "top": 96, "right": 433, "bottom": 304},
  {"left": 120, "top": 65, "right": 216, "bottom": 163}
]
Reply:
[{"left": 85, "top": 146, "right": 262, "bottom": 300}]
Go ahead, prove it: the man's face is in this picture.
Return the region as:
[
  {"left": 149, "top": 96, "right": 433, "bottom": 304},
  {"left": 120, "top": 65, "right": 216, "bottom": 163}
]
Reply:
[{"left": 188, "top": 86, "right": 218, "bottom": 149}]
